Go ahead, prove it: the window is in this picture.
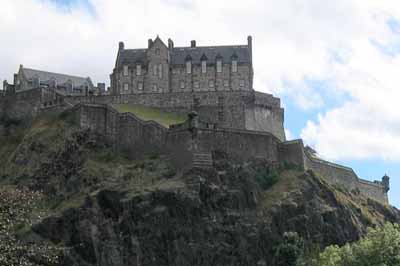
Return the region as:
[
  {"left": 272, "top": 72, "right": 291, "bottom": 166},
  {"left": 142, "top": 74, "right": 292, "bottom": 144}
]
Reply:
[
  {"left": 217, "top": 60, "right": 222, "bottom": 73},
  {"left": 180, "top": 80, "right": 185, "bottom": 89},
  {"left": 159, "top": 87, "right": 163, "bottom": 93},
  {"left": 153, "top": 84, "right": 157, "bottom": 92},
  {"left": 155, "top": 48, "right": 160, "bottom": 55},
  {"left": 123, "top": 65, "right": 129, "bottom": 76},
  {"left": 194, "top": 81, "right": 199, "bottom": 89},
  {"left": 239, "top": 79, "right": 245, "bottom": 87},
  {"left": 201, "top": 60, "right": 207, "bottom": 73},
  {"left": 158, "top": 64, "right": 163, "bottom": 79},
  {"left": 224, "top": 79, "right": 229, "bottom": 87},
  {"left": 123, "top": 83, "right": 129, "bottom": 91},
  {"left": 232, "top": 60, "right": 238, "bottom": 72},
  {"left": 186, "top": 60, "right": 192, "bottom": 74},
  {"left": 138, "top": 82, "right": 143, "bottom": 90},
  {"left": 208, "top": 80, "right": 215, "bottom": 88},
  {"left": 153, "top": 64, "right": 157, "bottom": 76},
  {"left": 136, "top": 64, "right": 141, "bottom": 76}
]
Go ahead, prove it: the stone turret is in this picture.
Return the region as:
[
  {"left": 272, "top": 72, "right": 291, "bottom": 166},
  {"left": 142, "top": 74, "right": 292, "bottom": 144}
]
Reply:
[{"left": 382, "top": 174, "right": 390, "bottom": 193}]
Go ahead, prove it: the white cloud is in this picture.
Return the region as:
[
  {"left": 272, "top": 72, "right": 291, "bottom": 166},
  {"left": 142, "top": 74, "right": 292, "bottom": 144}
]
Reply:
[{"left": 1, "top": 0, "right": 400, "bottom": 161}]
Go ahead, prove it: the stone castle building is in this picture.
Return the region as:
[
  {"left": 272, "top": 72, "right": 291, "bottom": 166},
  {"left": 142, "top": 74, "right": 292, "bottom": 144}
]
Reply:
[
  {"left": 111, "top": 36, "right": 253, "bottom": 95},
  {"left": 5, "top": 65, "right": 104, "bottom": 96}
]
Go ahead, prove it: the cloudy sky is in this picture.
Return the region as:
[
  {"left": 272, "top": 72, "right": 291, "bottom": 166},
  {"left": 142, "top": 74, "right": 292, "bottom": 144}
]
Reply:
[{"left": 1, "top": 0, "right": 400, "bottom": 206}]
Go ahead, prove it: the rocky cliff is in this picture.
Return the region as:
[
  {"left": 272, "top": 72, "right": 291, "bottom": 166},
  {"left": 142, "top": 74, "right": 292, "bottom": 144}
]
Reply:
[{"left": 0, "top": 112, "right": 399, "bottom": 266}]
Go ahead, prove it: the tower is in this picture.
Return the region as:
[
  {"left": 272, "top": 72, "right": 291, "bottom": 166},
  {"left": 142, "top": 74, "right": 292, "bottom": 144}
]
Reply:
[{"left": 382, "top": 174, "right": 390, "bottom": 193}]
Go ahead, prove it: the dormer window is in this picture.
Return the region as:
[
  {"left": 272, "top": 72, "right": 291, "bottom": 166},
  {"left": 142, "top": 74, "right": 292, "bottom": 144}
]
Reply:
[
  {"left": 202, "top": 61, "right": 207, "bottom": 73},
  {"left": 136, "top": 64, "right": 141, "bottom": 76},
  {"left": 231, "top": 53, "right": 238, "bottom": 73},
  {"left": 216, "top": 55, "right": 223, "bottom": 73},
  {"left": 232, "top": 60, "right": 238, "bottom": 72},
  {"left": 123, "top": 65, "right": 129, "bottom": 76},
  {"left": 186, "top": 55, "right": 192, "bottom": 74},
  {"left": 186, "top": 61, "right": 192, "bottom": 74},
  {"left": 201, "top": 54, "right": 208, "bottom": 74}
]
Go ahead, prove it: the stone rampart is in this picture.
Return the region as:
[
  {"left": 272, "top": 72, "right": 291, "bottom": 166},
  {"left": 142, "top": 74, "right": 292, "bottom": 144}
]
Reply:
[
  {"left": 65, "top": 103, "right": 389, "bottom": 205},
  {"left": 278, "top": 139, "right": 389, "bottom": 205},
  {"left": 65, "top": 90, "right": 286, "bottom": 141}
]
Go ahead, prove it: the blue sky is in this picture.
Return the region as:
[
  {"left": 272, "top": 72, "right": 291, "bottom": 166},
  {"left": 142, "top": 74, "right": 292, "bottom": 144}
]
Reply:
[{"left": 1, "top": 0, "right": 400, "bottom": 207}]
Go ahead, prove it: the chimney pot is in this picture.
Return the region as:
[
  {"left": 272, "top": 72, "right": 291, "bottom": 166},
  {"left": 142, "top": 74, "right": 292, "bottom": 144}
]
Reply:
[
  {"left": 148, "top": 38, "right": 153, "bottom": 48},
  {"left": 191, "top": 40, "right": 196, "bottom": 47},
  {"left": 119, "top": 41, "right": 125, "bottom": 50}
]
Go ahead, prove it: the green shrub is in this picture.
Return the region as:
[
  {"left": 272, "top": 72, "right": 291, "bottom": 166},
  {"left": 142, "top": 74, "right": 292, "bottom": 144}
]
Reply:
[
  {"left": 255, "top": 168, "right": 280, "bottom": 190},
  {"left": 315, "top": 223, "right": 400, "bottom": 266}
]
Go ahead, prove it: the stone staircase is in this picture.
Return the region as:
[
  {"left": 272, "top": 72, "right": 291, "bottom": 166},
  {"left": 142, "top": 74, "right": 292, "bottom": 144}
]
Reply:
[{"left": 192, "top": 152, "right": 213, "bottom": 168}]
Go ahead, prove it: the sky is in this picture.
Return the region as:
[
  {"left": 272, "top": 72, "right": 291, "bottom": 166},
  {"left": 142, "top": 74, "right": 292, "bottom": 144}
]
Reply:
[{"left": 0, "top": 0, "right": 399, "bottom": 206}]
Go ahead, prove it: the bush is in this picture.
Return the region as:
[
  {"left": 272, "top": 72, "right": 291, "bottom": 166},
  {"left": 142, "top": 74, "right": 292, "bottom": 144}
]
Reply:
[
  {"left": 316, "top": 223, "right": 400, "bottom": 266},
  {"left": 255, "top": 168, "right": 280, "bottom": 190}
]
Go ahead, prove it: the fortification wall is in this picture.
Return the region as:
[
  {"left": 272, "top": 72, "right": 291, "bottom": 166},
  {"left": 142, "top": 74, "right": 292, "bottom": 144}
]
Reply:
[
  {"left": 357, "top": 179, "right": 388, "bottom": 203},
  {"left": 278, "top": 140, "right": 306, "bottom": 167},
  {"left": 65, "top": 90, "right": 285, "bottom": 141},
  {"left": 1, "top": 88, "right": 43, "bottom": 121},
  {"left": 194, "top": 128, "right": 280, "bottom": 163},
  {"left": 76, "top": 104, "right": 168, "bottom": 157},
  {"left": 278, "top": 140, "right": 389, "bottom": 204}
]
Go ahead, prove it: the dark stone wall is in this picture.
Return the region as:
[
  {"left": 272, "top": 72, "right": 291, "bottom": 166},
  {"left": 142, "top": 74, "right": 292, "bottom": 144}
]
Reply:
[{"left": 65, "top": 90, "right": 285, "bottom": 141}]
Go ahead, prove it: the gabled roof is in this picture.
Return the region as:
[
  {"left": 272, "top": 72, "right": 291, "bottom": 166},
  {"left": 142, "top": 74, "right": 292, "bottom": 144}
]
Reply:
[
  {"left": 118, "top": 49, "right": 147, "bottom": 66},
  {"left": 117, "top": 44, "right": 251, "bottom": 67},
  {"left": 170, "top": 45, "right": 250, "bottom": 64},
  {"left": 21, "top": 67, "right": 94, "bottom": 88}
]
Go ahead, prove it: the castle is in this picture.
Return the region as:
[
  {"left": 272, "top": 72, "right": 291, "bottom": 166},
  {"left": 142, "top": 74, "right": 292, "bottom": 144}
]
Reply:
[{"left": 0, "top": 36, "right": 390, "bottom": 205}]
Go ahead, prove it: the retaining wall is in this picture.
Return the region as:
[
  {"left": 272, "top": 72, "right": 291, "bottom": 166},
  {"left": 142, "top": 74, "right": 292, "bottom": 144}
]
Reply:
[{"left": 278, "top": 140, "right": 389, "bottom": 205}]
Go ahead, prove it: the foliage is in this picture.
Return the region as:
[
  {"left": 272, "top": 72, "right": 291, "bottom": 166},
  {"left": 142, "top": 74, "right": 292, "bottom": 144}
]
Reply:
[
  {"left": 314, "top": 223, "right": 400, "bottom": 266},
  {"left": 255, "top": 167, "right": 280, "bottom": 190},
  {"left": 273, "top": 232, "right": 305, "bottom": 266},
  {"left": 0, "top": 187, "right": 62, "bottom": 265},
  {"left": 114, "top": 104, "right": 186, "bottom": 127}
]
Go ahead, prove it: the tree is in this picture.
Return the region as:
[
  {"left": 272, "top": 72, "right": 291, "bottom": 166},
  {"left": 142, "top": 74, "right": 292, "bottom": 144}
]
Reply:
[
  {"left": 317, "top": 223, "right": 400, "bottom": 266},
  {"left": 273, "top": 232, "right": 305, "bottom": 266}
]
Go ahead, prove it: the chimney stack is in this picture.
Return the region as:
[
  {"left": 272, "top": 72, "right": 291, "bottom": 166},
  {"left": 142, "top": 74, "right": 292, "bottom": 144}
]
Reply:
[
  {"left": 119, "top": 41, "right": 125, "bottom": 50},
  {"left": 148, "top": 38, "right": 153, "bottom": 48},
  {"left": 191, "top": 40, "right": 196, "bottom": 48},
  {"left": 168, "top": 38, "right": 174, "bottom": 49}
]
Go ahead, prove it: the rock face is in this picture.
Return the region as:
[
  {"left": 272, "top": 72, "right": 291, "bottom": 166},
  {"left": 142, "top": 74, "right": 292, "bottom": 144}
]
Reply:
[{"left": 1, "top": 113, "right": 400, "bottom": 266}]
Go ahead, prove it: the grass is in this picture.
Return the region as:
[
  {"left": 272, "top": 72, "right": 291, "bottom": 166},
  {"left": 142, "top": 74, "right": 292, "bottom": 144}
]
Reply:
[
  {"left": 259, "top": 170, "right": 303, "bottom": 209},
  {"left": 113, "top": 104, "right": 186, "bottom": 127}
]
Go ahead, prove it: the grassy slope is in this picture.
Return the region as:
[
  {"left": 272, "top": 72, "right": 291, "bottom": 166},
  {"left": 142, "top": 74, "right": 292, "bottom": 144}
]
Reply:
[{"left": 113, "top": 104, "right": 186, "bottom": 127}]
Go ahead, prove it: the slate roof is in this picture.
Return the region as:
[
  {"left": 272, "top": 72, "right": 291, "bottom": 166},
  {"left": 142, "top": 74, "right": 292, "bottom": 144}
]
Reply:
[
  {"left": 21, "top": 68, "right": 94, "bottom": 88},
  {"left": 118, "top": 45, "right": 251, "bottom": 66},
  {"left": 118, "top": 49, "right": 147, "bottom": 65},
  {"left": 170, "top": 45, "right": 250, "bottom": 64}
]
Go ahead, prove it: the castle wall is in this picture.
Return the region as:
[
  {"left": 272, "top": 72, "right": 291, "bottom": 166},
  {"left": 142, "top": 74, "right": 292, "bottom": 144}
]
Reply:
[
  {"left": 357, "top": 179, "right": 388, "bottom": 203},
  {"left": 278, "top": 140, "right": 389, "bottom": 205},
  {"left": 278, "top": 140, "right": 306, "bottom": 168},
  {"left": 65, "top": 91, "right": 285, "bottom": 141},
  {"left": 194, "top": 128, "right": 280, "bottom": 163}
]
